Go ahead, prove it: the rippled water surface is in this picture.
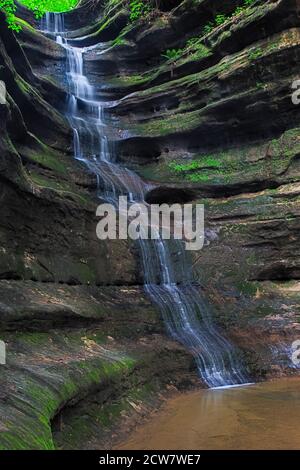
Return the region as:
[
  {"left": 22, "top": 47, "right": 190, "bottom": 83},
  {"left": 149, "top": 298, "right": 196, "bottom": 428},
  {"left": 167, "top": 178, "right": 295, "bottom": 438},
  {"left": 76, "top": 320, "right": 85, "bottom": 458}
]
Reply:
[{"left": 119, "top": 378, "right": 300, "bottom": 450}]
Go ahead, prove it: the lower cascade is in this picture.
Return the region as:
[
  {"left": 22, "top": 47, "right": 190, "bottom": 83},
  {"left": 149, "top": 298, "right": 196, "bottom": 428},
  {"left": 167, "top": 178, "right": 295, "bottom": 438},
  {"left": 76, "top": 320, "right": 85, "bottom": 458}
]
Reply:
[{"left": 42, "top": 12, "right": 248, "bottom": 388}]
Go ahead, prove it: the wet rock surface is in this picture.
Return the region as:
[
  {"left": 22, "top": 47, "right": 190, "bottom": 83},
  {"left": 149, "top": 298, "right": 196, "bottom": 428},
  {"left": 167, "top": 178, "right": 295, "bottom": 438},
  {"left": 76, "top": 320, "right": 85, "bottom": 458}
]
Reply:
[{"left": 0, "top": 0, "right": 300, "bottom": 449}]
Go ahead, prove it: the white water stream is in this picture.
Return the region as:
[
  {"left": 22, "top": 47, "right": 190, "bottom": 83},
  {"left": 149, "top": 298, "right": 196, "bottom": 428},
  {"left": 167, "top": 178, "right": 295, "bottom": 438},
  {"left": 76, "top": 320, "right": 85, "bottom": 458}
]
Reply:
[{"left": 41, "top": 12, "right": 248, "bottom": 387}]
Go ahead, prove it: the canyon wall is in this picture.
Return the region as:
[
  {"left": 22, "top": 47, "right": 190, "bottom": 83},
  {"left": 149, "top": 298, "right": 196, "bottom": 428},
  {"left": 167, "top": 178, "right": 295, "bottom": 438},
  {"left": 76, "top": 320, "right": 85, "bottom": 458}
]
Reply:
[{"left": 0, "top": 0, "right": 300, "bottom": 449}]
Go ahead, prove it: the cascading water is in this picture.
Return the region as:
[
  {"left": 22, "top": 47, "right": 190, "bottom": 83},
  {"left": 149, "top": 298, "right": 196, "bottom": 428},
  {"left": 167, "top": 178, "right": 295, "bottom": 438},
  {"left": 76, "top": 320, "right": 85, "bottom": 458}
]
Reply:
[
  {"left": 42, "top": 12, "right": 249, "bottom": 387},
  {"left": 41, "top": 11, "right": 64, "bottom": 34}
]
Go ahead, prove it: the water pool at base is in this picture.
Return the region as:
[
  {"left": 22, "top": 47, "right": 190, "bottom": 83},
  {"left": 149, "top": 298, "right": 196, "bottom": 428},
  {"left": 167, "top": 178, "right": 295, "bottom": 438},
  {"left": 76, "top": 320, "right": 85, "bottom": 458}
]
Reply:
[{"left": 118, "top": 378, "right": 300, "bottom": 450}]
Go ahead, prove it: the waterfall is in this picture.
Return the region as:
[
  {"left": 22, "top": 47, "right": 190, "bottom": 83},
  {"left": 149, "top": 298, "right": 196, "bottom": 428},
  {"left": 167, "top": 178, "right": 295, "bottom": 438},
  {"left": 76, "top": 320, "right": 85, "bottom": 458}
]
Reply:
[
  {"left": 40, "top": 11, "right": 64, "bottom": 34},
  {"left": 42, "top": 13, "right": 249, "bottom": 387}
]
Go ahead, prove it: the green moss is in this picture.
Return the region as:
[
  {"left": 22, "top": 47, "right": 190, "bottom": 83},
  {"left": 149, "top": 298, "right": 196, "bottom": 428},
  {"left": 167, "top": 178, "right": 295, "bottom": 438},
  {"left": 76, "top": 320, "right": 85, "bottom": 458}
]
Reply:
[
  {"left": 186, "top": 45, "right": 211, "bottom": 62},
  {"left": 134, "top": 109, "right": 205, "bottom": 136},
  {"left": 138, "top": 126, "right": 300, "bottom": 187},
  {"left": 169, "top": 157, "right": 221, "bottom": 173},
  {"left": 14, "top": 17, "right": 36, "bottom": 31},
  {"left": 72, "top": 261, "right": 97, "bottom": 284},
  {"left": 110, "top": 73, "right": 147, "bottom": 86},
  {"left": 30, "top": 173, "right": 68, "bottom": 190},
  {"left": 23, "top": 146, "right": 68, "bottom": 174},
  {"left": 0, "top": 346, "right": 135, "bottom": 450},
  {"left": 236, "top": 280, "right": 260, "bottom": 297},
  {"left": 162, "top": 38, "right": 211, "bottom": 68},
  {"left": 112, "top": 36, "right": 126, "bottom": 47},
  {"left": 15, "top": 76, "right": 32, "bottom": 95},
  {"left": 190, "top": 0, "right": 258, "bottom": 40},
  {"left": 128, "top": 21, "right": 295, "bottom": 140},
  {"left": 88, "top": 7, "right": 129, "bottom": 41},
  {"left": 53, "top": 377, "right": 155, "bottom": 449},
  {"left": 29, "top": 172, "right": 91, "bottom": 205},
  {"left": 14, "top": 331, "right": 51, "bottom": 346},
  {"left": 248, "top": 47, "right": 263, "bottom": 61},
  {"left": 187, "top": 173, "right": 210, "bottom": 183}
]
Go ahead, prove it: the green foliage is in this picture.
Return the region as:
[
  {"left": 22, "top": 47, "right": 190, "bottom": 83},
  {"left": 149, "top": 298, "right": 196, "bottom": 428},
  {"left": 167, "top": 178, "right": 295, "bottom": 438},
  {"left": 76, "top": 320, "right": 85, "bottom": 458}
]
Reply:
[
  {"left": 215, "top": 14, "right": 227, "bottom": 26},
  {"left": 248, "top": 47, "right": 262, "bottom": 61},
  {"left": 0, "top": 0, "right": 77, "bottom": 31},
  {"left": 0, "top": 0, "right": 20, "bottom": 31},
  {"left": 203, "top": 22, "right": 214, "bottom": 35},
  {"left": 187, "top": 173, "right": 209, "bottom": 183},
  {"left": 169, "top": 161, "right": 201, "bottom": 172},
  {"left": 161, "top": 48, "right": 183, "bottom": 61},
  {"left": 256, "top": 81, "right": 264, "bottom": 89},
  {"left": 129, "top": 0, "right": 151, "bottom": 22},
  {"left": 233, "top": 6, "right": 244, "bottom": 15},
  {"left": 168, "top": 156, "right": 223, "bottom": 183},
  {"left": 202, "top": 0, "right": 257, "bottom": 36},
  {"left": 186, "top": 37, "right": 200, "bottom": 49},
  {"left": 185, "top": 37, "right": 210, "bottom": 59},
  {"left": 21, "top": 0, "right": 78, "bottom": 13},
  {"left": 162, "top": 39, "right": 209, "bottom": 64},
  {"left": 112, "top": 36, "right": 125, "bottom": 46},
  {"left": 20, "top": 0, "right": 78, "bottom": 14},
  {"left": 169, "top": 157, "right": 221, "bottom": 173}
]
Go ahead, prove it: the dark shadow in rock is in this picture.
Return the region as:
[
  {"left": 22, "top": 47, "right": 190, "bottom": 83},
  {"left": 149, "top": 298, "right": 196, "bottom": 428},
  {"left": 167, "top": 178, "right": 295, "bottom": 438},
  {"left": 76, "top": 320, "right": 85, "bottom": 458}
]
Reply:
[
  {"left": 251, "top": 263, "right": 300, "bottom": 282},
  {"left": 118, "top": 137, "right": 162, "bottom": 164},
  {"left": 145, "top": 186, "right": 196, "bottom": 204}
]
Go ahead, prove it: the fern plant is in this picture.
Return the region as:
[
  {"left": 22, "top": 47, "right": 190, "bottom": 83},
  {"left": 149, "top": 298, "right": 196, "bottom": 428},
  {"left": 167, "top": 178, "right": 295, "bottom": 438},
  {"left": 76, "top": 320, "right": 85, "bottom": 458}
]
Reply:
[
  {"left": 129, "top": 0, "right": 151, "bottom": 22},
  {"left": 161, "top": 48, "right": 183, "bottom": 61}
]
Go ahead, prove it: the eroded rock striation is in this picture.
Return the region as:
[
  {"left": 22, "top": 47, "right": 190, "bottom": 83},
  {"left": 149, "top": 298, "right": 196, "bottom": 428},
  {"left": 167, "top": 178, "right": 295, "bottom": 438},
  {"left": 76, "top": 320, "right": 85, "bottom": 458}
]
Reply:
[{"left": 0, "top": 0, "right": 300, "bottom": 449}]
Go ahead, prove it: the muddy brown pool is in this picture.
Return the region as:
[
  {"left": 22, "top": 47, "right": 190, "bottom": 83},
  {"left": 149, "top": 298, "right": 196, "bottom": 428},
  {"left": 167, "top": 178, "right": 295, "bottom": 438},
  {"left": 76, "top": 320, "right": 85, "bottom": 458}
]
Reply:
[{"left": 118, "top": 378, "right": 300, "bottom": 450}]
